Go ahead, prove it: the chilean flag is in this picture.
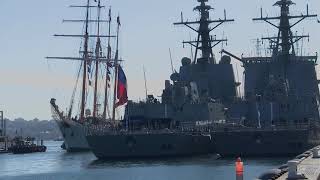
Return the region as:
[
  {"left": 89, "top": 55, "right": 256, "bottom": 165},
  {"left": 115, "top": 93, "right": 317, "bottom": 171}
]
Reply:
[{"left": 115, "top": 65, "right": 128, "bottom": 107}]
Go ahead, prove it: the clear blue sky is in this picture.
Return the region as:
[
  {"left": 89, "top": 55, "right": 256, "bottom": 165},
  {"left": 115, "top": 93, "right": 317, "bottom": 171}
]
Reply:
[{"left": 0, "top": 0, "right": 319, "bottom": 120}]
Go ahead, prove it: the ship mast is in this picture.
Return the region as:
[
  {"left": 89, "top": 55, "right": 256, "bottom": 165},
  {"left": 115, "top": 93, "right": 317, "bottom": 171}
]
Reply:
[
  {"left": 252, "top": 0, "right": 317, "bottom": 97},
  {"left": 174, "top": 0, "right": 234, "bottom": 64},
  {"left": 253, "top": 0, "right": 317, "bottom": 60},
  {"left": 80, "top": 0, "right": 90, "bottom": 122},
  {"left": 93, "top": 0, "right": 103, "bottom": 118},
  {"left": 103, "top": 7, "right": 112, "bottom": 120},
  {"left": 46, "top": 0, "right": 115, "bottom": 122},
  {"left": 112, "top": 16, "right": 121, "bottom": 122},
  {"left": 251, "top": 0, "right": 318, "bottom": 104}
]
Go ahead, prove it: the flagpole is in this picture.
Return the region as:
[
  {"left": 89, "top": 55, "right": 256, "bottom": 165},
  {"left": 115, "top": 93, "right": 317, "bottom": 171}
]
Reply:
[
  {"left": 103, "top": 7, "right": 112, "bottom": 120},
  {"left": 112, "top": 15, "right": 120, "bottom": 122}
]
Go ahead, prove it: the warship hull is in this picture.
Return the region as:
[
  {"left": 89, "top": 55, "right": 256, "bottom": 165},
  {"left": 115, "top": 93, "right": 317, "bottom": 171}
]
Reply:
[
  {"left": 211, "top": 127, "right": 320, "bottom": 157},
  {"left": 54, "top": 119, "right": 90, "bottom": 152},
  {"left": 86, "top": 132, "right": 215, "bottom": 159}
]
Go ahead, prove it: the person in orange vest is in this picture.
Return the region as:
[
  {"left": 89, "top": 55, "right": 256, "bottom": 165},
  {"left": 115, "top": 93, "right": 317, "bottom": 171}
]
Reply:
[{"left": 235, "top": 157, "right": 244, "bottom": 180}]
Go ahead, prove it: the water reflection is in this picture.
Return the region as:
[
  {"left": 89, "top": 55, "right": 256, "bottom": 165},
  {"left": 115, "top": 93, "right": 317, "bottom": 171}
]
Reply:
[
  {"left": 0, "top": 141, "right": 290, "bottom": 180},
  {"left": 88, "top": 154, "right": 221, "bottom": 169}
]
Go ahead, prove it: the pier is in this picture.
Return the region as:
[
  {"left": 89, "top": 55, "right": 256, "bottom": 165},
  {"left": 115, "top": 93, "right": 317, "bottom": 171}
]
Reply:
[{"left": 258, "top": 146, "right": 320, "bottom": 180}]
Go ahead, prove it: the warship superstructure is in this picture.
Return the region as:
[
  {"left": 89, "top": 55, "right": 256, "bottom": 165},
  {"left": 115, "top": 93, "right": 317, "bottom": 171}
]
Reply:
[
  {"left": 126, "top": 0, "right": 235, "bottom": 129},
  {"left": 214, "top": 0, "right": 320, "bottom": 156},
  {"left": 48, "top": 0, "right": 119, "bottom": 152},
  {"left": 124, "top": 0, "right": 320, "bottom": 157},
  {"left": 86, "top": 0, "right": 234, "bottom": 159}
]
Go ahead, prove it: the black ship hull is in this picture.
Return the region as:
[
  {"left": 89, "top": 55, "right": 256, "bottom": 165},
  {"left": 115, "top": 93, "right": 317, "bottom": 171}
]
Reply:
[
  {"left": 86, "top": 132, "right": 215, "bottom": 159},
  {"left": 211, "top": 127, "right": 320, "bottom": 157}
]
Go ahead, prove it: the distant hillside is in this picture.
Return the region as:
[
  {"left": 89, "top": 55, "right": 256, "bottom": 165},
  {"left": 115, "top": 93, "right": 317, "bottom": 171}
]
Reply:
[{"left": 4, "top": 118, "right": 62, "bottom": 140}]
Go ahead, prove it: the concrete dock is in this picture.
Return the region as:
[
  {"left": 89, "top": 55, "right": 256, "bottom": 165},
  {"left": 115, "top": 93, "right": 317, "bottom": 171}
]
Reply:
[
  {"left": 277, "top": 150, "right": 320, "bottom": 180},
  {"left": 258, "top": 146, "right": 320, "bottom": 180}
]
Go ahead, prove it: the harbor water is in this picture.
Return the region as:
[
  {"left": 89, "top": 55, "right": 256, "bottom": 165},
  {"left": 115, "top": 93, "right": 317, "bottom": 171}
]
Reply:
[{"left": 0, "top": 141, "right": 290, "bottom": 180}]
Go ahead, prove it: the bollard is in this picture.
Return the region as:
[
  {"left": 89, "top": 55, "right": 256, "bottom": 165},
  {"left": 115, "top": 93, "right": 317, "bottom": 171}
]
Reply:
[
  {"left": 288, "top": 160, "right": 298, "bottom": 178},
  {"left": 312, "top": 147, "right": 320, "bottom": 158},
  {"left": 235, "top": 157, "right": 244, "bottom": 180}
]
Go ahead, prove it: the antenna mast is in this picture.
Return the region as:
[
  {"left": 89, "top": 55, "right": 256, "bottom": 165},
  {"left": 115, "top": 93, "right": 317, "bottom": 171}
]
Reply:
[
  {"left": 253, "top": 0, "right": 317, "bottom": 60},
  {"left": 252, "top": 0, "right": 318, "bottom": 99},
  {"left": 169, "top": 48, "right": 174, "bottom": 73},
  {"left": 143, "top": 66, "right": 148, "bottom": 100},
  {"left": 174, "top": 0, "right": 234, "bottom": 64}
]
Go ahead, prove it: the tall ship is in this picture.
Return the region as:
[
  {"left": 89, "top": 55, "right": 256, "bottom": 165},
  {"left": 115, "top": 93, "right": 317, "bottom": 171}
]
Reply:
[
  {"left": 85, "top": 0, "right": 234, "bottom": 159},
  {"left": 48, "top": 0, "right": 120, "bottom": 152},
  {"left": 213, "top": 0, "right": 320, "bottom": 156}
]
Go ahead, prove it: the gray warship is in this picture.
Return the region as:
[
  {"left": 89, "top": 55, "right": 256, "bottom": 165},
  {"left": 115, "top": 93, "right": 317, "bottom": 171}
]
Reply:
[
  {"left": 86, "top": 0, "right": 233, "bottom": 159},
  {"left": 87, "top": 0, "right": 320, "bottom": 158},
  {"left": 213, "top": 0, "right": 320, "bottom": 156}
]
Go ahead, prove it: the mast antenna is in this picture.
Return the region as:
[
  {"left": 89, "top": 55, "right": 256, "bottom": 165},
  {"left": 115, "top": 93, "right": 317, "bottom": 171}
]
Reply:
[
  {"left": 253, "top": 0, "right": 317, "bottom": 58},
  {"left": 169, "top": 48, "right": 174, "bottom": 74},
  {"left": 174, "top": 0, "right": 234, "bottom": 64},
  {"left": 143, "top": 66, "right": 148, "bottom": 100}
]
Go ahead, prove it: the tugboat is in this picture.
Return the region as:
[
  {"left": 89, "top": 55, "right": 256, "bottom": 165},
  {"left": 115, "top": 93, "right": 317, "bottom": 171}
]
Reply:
[
  {"left": 9, "top": 137, "right": 46, "bottom": 154},
  {"left": 85, "top": 0, "right": 234, "bottom": 159},
  {"left": 48, "top": 0, "right": 117, "bottom": 152}
]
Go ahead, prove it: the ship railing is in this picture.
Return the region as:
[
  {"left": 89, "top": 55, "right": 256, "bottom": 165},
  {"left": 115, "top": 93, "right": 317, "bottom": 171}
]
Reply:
[
  {"left": 86, "top": 125, "right": 214, "bottom": 136},
  {"left": 206, "top": 122, "right": 318, "bottom": 132},
  {"left": 85, "top": 121, "right": 320, "bottom": 136}
]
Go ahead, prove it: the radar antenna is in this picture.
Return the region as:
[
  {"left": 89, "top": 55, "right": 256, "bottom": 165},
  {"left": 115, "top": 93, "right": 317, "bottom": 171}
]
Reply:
[
  {"left": 253, "top": 0, "right": 317, "bottom": 60},
  {"left": 174, "top": 0, "right": 234, "bottom": 64}
]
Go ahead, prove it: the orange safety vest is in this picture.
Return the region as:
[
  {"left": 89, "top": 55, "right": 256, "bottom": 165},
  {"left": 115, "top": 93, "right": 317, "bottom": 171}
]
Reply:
[{"left": 235, "top": 161, "right": 244, "bottom": 176}]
